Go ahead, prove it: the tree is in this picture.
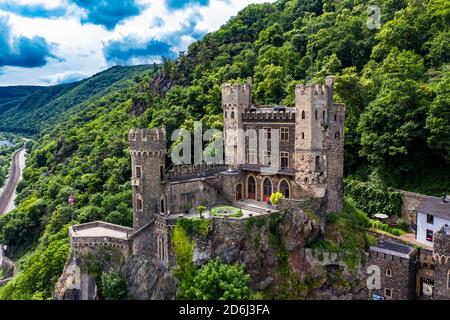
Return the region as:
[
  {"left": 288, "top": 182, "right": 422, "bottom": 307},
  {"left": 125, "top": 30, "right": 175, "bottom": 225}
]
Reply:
[
  {"left": 179, "top": 258, "right": 251, "bottom": 300},
  {"left": 426, "top": 71, "right": 450, "bottom": 161},
  {"left": 101, "top": 270, "right": 128, "bottom": 300}
]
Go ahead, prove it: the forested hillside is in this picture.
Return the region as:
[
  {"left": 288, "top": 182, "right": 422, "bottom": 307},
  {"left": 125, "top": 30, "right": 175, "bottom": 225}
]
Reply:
[
  {"left": 0, "top": 65, "right": 151, "bottom": 135},
  {"left": 0, "top": 0, "right": 448, "bottom": 299}
]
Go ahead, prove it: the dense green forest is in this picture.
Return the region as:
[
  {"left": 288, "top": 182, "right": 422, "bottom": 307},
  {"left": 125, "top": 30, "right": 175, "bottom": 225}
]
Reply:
[
  {"left": 0, "top": 0, "right": 449, "bottom": 299},
  {"left": 0, "top": 65, "right": 151, "bottom": 135}
]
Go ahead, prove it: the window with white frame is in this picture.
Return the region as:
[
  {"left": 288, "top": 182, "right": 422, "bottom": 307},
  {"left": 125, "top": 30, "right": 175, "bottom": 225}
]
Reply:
[
  {"left": 385, "top": 288, "right": 392, "bottom": 298},
  {"left": 280, "top": 127, "right": 289, "bottom": 142},
  {"left": 386, "top": 269, "right": 392, "bottom": 277}
]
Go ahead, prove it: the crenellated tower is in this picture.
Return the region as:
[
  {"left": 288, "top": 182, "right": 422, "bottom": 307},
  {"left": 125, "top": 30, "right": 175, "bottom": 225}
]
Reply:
[
  {"left": 432, "top": 225, "right": 450, "bottom": 300},
  {"left": 294, "top": 76, "right": 345, "bottom": 213},
  {"left": 129, "top": 128, "right": 167, "bottom": 230},
  {"left": 222, "top": 78, "right": 252, "bottom": 167}
]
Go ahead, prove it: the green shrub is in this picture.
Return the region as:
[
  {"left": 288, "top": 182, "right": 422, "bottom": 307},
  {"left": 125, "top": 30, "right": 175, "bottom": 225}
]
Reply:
[
  {"left": 344, "top": 179, "right": 403, "bottom": 216},
  {"left": 178, "top": 257, "right": 251, "bottom": 300},
  {"left": 101, "top": 270, "right": 128, "bottom": 300},
  {"left": 270, "top": 192, "right": 284, "bottom": 205}
]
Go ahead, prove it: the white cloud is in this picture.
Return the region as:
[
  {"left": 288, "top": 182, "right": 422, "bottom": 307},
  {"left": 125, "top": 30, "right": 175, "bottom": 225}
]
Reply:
[
  {"left": 0, "top": 0, "right": 275, "bottom": 86},
  {"left": 39, "top": 70, "right": 88, "bottom": 85}
]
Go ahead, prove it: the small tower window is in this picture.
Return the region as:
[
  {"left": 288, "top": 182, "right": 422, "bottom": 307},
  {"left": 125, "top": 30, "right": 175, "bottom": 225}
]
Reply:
[
  {"left": 136, "top": 194, "right": 143, "bottom": 212},
  {"left": 386, "top": 269, "right": 392, "bottom": 277},
  {"left": 224, "top": 111, "right": 227, "bottom": 118},
  {"left": 315, "top": 110, "right": 318, "bottom": 120},
  {"left": 301, "top": 132, "right": 305, "bottom": 140},
  {"left": 302, "top": 111, "right": 306, "bottom": 119},
  {"left": 231, "top": 111, "right": 235, "bottom": 119},
  {"left": 334, "top": 114, "right": 337, "bottom": 121},
  {"left": 323, "top": 111, "right": 326, "bottom": 119},
  {"left": 160, "top": 165, "right": 165, "bottom": 180},
  {"left": 304, "top": 177, "right": 308, "bottom": 183},
  {"left": 385, "top": 288, "right": 392, "bottom": 298},
  {"left": 135, "top": 166, "right": 142, "bottom": 179}
]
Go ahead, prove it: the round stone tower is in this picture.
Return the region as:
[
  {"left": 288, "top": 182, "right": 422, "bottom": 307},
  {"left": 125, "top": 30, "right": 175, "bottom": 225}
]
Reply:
[{"left": 129, "top": 128, "right": 167, "bottom": 230}]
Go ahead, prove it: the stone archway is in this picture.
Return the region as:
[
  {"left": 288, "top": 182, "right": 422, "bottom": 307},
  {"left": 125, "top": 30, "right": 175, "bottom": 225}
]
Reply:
[
  {"left": 262, "top": 177, "right": 273, "bottom": 202},
  {"left": 247, "top": 175, "right": 256, "bottom": 200}
]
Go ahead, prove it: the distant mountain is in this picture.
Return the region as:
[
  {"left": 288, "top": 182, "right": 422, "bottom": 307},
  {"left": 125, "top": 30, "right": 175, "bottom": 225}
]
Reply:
[{"left": 0, "top": 65, "right": 150, "bottom": 135}]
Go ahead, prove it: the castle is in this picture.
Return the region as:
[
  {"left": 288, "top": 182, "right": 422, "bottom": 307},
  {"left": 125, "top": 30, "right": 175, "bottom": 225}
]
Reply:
[
  {"left": 61, "top": 77, "right": 349, "bottom": 299},
  {"left": 58, "top": 77, "right": 450, "bottom": 301},
  {"left": 125, "top": 76, "right": 345, "bottom": 263}
]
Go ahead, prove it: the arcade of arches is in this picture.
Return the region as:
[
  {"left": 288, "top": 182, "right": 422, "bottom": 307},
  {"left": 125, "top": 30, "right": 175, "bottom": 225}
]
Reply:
[{"left": 245, "top": 174, "right": 292, "bottom": 202}]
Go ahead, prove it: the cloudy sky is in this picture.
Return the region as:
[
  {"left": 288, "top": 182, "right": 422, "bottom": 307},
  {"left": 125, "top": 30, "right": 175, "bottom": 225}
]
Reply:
[{"left": 0, "top": 0, "right": 271, "bottom": 86}]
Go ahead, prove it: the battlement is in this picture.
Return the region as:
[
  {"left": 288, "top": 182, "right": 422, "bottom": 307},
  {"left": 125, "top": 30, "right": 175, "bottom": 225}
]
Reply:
[
  {"left": 129, "top": 128, "right": 167, "bottom": 154},
  {"left": 129, "top": 128, "right": 166, "bottom": 143},
  {"left": 242, "top": 108, "right": 295, "bottom": 122},
  {"left": 221, "top": 82, "right": 251, "bottom": 95},
  {"left": 295, "top": 83, "right": 330, "bottom": 96}
]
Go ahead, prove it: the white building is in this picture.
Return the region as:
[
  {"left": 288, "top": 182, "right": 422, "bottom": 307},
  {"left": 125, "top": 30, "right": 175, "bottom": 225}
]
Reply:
[{"left": 415, "top": 196, "right": 450, "bottom": 246}]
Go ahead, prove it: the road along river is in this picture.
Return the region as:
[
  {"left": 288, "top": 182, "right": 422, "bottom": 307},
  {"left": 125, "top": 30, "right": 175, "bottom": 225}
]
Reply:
[{"left": 0, "top": 148, "right": 26, "bottom": 215}]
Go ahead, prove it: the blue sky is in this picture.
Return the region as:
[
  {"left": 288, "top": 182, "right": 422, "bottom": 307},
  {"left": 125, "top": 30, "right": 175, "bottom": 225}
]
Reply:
[{"left": 0, "top": 0, "right": 271, "bottom": 86}]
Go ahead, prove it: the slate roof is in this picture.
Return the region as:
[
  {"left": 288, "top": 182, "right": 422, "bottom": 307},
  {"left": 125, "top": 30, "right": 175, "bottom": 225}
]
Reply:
[
  {"left": 415, "top": 196, "right": 450, "bottom": 220},
  {"left": 370, "top": 241, "right": 416, "bottom": 259}
]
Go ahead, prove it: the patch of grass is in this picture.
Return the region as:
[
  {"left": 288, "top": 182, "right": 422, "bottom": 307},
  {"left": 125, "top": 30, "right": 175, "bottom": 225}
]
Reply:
[{"left": 210, "top": 206, "right": 243, "bottom": 218}]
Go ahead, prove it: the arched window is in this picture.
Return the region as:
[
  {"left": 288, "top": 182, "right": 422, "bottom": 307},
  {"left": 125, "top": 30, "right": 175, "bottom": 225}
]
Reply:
[
  {"left": 263, "top": 178, "right": 273, "bottom": 201},
  {"left": 231, "top": 111, "right": 235, "bottom": 119},
  {"left": 386, "top": 269, "right": 392, "bottom": 277},
  {"left": 279, "top": 180, "right": 290, "bottom": 198},
  {"left": 302, "top": 111, "right": 306, "bottom": 119},
  {"left": 136, "top": 194, "right": 143, "bottom": 212},
  {"left": 334, "top": 114, "right": 337, "bottom": 121},
  {"left": 247, "top": 176, "right": 256, "bottom": 200},
  {"left": 315, "top": 110, "right": 318, "bottom": 120},
  {"left": 224, "top": 111, "right": 227, "bottom": 118},
  {"left": 304, "top": 177, "right": 309, "bottom": 183}
]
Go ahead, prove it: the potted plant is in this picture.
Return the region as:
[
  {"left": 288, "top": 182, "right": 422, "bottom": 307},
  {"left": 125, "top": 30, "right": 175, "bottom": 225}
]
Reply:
[{"left": 197, "top": 205, "right": 206, "bottom": 219}]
